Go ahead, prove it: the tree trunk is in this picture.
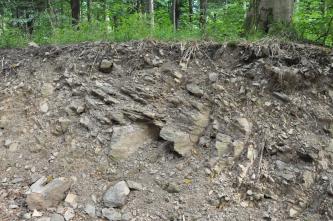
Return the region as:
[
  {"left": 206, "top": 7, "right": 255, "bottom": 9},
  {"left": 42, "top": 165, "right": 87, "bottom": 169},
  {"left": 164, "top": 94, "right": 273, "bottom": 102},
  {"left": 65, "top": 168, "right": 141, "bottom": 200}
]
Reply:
[
  {"left": 188, "top": 0, "right": 193, "bottom": 23},
  {"left": 200, "top": 0, "right": 208, "bottom": 29},
  {"left": 87, "top": 0, "right": 91, "bottom": 22},
  {"left": 71, "top": 0, "right": 80, "bottom": 26},
  {"left": 172, "top": 0, "right": 181, "bottom": 31},
  {"left": 148, "top": 0, "right": 154, "bottom": 28},
  {"left": 245, "top": 0, "right": 295, "bottom": 33}
]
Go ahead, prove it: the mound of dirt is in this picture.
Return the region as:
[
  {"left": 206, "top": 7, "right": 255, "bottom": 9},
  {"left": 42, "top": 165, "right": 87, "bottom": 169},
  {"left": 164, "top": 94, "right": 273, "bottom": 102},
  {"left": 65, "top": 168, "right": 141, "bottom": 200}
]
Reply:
[{"left": 0, "top": 40, "right": 333, "bottom": 221}]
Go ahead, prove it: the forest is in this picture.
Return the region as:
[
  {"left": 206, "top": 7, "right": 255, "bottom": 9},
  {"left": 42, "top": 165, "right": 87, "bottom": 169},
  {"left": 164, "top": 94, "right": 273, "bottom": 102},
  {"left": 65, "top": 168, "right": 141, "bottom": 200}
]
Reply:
[{"left": 0, "top": 0, "right": 333, "bottom": 48}]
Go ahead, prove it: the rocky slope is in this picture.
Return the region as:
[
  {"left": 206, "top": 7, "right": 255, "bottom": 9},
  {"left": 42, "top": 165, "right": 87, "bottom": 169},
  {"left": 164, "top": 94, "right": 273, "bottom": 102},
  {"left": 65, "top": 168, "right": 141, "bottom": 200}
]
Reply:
[{"left": 0, "top": 40, "right": 333, "bottom": 221}]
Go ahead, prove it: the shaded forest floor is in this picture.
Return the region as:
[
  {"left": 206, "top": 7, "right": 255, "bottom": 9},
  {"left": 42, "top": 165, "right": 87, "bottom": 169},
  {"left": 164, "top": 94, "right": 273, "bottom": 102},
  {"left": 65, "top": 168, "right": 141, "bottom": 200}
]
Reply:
[{"left": 0, "top": 40, "right": 333, "bottom": 221}]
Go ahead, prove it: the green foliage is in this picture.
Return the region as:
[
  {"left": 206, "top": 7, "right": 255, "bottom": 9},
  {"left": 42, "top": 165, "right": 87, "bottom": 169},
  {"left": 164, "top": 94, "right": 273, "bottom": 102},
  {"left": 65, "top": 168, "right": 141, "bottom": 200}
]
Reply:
[
  {"left": 1, "top": 0, "right": 333, "bottom": 48},
  {"left": 294, "top": 0, "right": 333, "bottom": 46},
  {"left": 205, "top": 1, "right": 246, "bottom": 41}
]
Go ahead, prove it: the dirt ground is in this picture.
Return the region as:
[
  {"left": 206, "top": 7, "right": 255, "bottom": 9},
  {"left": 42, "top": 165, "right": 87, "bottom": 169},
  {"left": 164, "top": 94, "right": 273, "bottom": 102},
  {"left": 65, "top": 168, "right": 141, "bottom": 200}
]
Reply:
[{"left": 0, "top": 40, "right": 333, "bottom": 221}]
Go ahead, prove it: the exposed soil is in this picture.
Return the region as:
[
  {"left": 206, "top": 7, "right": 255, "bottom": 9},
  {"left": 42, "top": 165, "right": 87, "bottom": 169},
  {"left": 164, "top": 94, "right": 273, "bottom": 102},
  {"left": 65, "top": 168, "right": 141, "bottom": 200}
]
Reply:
[{"left": 0, "top": 40, "right": 333, "bottom": 221}]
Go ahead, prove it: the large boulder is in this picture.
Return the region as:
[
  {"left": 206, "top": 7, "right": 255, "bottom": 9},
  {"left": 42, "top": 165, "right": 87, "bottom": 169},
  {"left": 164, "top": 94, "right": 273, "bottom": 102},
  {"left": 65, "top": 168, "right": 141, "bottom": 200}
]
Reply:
[
  {"left": 26, "top": 177, "right": 71, "bottom": 210},
  {"left": 103, "top": 181, "right": 130, "bottom": 208}
]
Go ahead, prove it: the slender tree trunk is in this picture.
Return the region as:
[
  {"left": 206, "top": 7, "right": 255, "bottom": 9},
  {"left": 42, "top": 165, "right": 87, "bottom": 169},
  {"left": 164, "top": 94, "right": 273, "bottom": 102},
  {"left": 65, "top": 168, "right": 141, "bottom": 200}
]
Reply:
[
  {"left": 71, "top": 0, "right": 80, "bottom": 26},
  {"left": 148, "top": 0, "right": 154, "bottom": 28},
  {"left": 200, "top": 0, "right": 208, "bottom": 30},
  {"left": 188, "top": 0, "right": 193, "bottom": 23},
  {"left": 87, "top": 0, "right": 91, "bottom": 22},
  {"left": 172, "top": 0, "right": 176, "bottom": 32},
  {"left": 245, "top": 0, "right": 294, "bottom": 33}
]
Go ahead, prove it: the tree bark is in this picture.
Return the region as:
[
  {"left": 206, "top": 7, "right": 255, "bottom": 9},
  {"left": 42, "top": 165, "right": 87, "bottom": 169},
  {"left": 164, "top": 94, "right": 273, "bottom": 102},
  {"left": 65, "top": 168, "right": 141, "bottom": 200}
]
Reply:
[
  {"left": 200, "top": 0, "right": 208, "bottom": 29},
  {"left": 245, "top": 0, "right": 295, "bottom": 33},
  {"left": 148, "top": 0, "right": 154, "bottom": 28},
  {"left": 71, "top": 0, "right": 80, "bottom": 26},
  {"left": 172, "top": 0, "right": 181, "bottom": 31}
]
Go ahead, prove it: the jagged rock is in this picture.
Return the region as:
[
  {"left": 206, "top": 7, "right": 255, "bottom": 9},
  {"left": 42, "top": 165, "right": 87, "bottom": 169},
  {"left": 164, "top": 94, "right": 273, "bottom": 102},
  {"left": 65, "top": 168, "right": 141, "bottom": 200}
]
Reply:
[
  {"left": 110, "top": 124, "right": 157, "bottom": 159},
  {"left": 84, "top": 203, "right": 96, "bottom": 217},
  {"left": 63, "top": 207, "right": 75, "bottom": 221},
  {"left": 215, "top": 133, "right": 232, "bottom": 157},
  {"left": 126, "top": 180, "right": 143, "bottom": 191},
  {"left": 64, "top": 193, "right": 77, "bottom": 208},
  {"left": 102, "top": 208, "right": 122, "bottom": 221},
  {"left": 54, "top": 117, "right": 71, "bottom": 135},
  {"left": 232, "top": 117, "right": 252, "bottom": 137},
  {"left": 26, "top": 177, "right": 72, "bottom": 210},
  {"left": 50, "top": 214, "right": 64, "bottom": 221},
  {"left": 186, "top": 84, "right": 204, "bottom": 97},
  {"left": 289, "top": 208, "right": 299, "bottom": 218},
  {"left": 303, "top": 171, "right": 315, "bottom": 188},
  {"left": 103, "top": 181, "right": 130, "bottom": 208},
  {"left": 99, "top": 59, "right": 113, "bottom": 73},
  {"left": 109, "top": 112, "right": 126, "bottom": 125},
  {"left": 160, "top": 110, "right": 209, "bottom": 156}
]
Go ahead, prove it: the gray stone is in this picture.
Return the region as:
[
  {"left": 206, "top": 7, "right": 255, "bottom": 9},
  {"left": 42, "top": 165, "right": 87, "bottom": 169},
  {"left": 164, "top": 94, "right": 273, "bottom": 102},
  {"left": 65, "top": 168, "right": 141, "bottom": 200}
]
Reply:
[
  {"left": 40, "top": 102, "right": 49, "bottom": 113},
  {"left": 186, "top": 84, "right": 204, "bottom": 97},
  {"left": 126, "top": 180, "right": 143, "bottom": 191},
  {"left": 103, "top": 181, "right": 130, "bottom": 208},
  {"left": 102, "top": 208, "right": 122, "bottom": 221},
  {"left": 84, "top": 203, "right": 96, "bottom": 217},
  {"left": 215, "top": 133, "right": 232, "bottom": 157},
  {"left": 64, "top": 207, "right": 75, "bottom": 221},
  {"left": 50, "top": 214, "right": 65, "bottom": 221},
  {"left": 110, "top": 124, "right": 157, "bottom": 159},
  {"left": 26, "top": 177, "right": 72, "bottom": 210},
  {"left": 273, "top": 92, "right": 291, "bottom": 102},
  {"left": 208, "top": 72, "right": 218, "bottom": 82},
  {"left": 164, "top": 182, "right": 180, "bottom": 193},
  {"left": 160, "top": 110, "right": 209, "bottom": 156},
  {"left": 232, "top": 117, "right": 252, "bottom": 136},
  {"left": 99, "top": 59, "right": 113, "bottom": 73}
]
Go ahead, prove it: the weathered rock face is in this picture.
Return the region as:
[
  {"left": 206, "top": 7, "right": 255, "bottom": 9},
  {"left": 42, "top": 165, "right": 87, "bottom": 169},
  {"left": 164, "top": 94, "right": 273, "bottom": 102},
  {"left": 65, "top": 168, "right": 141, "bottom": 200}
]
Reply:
[
  {"left": 109, "top": 124, "right": 159, "bottom": 159},
  {"left": 160, "top": 109, "right": 210, "bottom": 156},
  {"left": 26, "top": 177, "right": 72, "bottom": 210},
  {"left": 103, "top": 181, "right": 130, "bottom": 208}
]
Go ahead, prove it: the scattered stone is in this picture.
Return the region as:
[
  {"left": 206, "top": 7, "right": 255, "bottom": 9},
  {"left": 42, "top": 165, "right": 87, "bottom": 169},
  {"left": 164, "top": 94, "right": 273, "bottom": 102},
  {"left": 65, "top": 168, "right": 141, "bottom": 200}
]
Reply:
[
  {"left": 32, "top": 209, "right": 43, "bottom": 217},
  {"left": 289, "top": 208, "right": 299, "bottom": 218},
  {"left": 110, "top": 124, "right": 157, "bottom": 159},
  {"left": 64, "top": 207, "right": 75, "bottom": 221},
  {"left": 302, "top": 171, "right": 315, "bottom": 188},
  {"left": 54, "top": 117, "right": 71, "bottom": 135},
  {"left": 99, "top": 59, "right": 113, "bottom": 73},
  {"left": 26, "top": 177, "right": 72, "bottom": 210},
  {"left": 103, "top": 181, "right": 130, "bottom": 208},
  {"left": 40, "top": 102, "right": 49, "bottom": 113},
  {"left": 208, "top": 72, "right": 218, "bottom": 82},
  {"left": 23, "top": 213, "right": 32, "bottom": 219},
  {"left": 84, "top": 203, "right": 96, "bottom": 217},
  {"left": 160, "top": 110, "right": 209, "bottom": 156},
  {"left": 50, "top": 214, "right": 65, "bottom": 221},
  {"left": 41, "top": 83, "right": 54, "bottom": 97},
  {"left": 126, "top": 180, "right": 144, "bottom": 191},
  {"left": 215, "top": 133, "right": 232, "bottom": 157},
  {"left": 64, "top": 193, "right": 77, "bottom": 208},
  {"left": 186, "top": 84, "right": 204, "bottom": 97},
  {"left": 79, "top": 116, "right": 92, "bottom": 129},
  {"left": 235, "top": 118, "right": 252, "bottom": 136},
  {"left": 102, "top": 208, "right": 122, "bottom": 221},
  {"left": 273, "top": 92, "right": 291, "bottom": 102},
  {"left": 164, "top": 182, "right": 180, "bottom": 193},
  {"left": 8, "top": 142, "right": 19, "bottom": 152}
]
